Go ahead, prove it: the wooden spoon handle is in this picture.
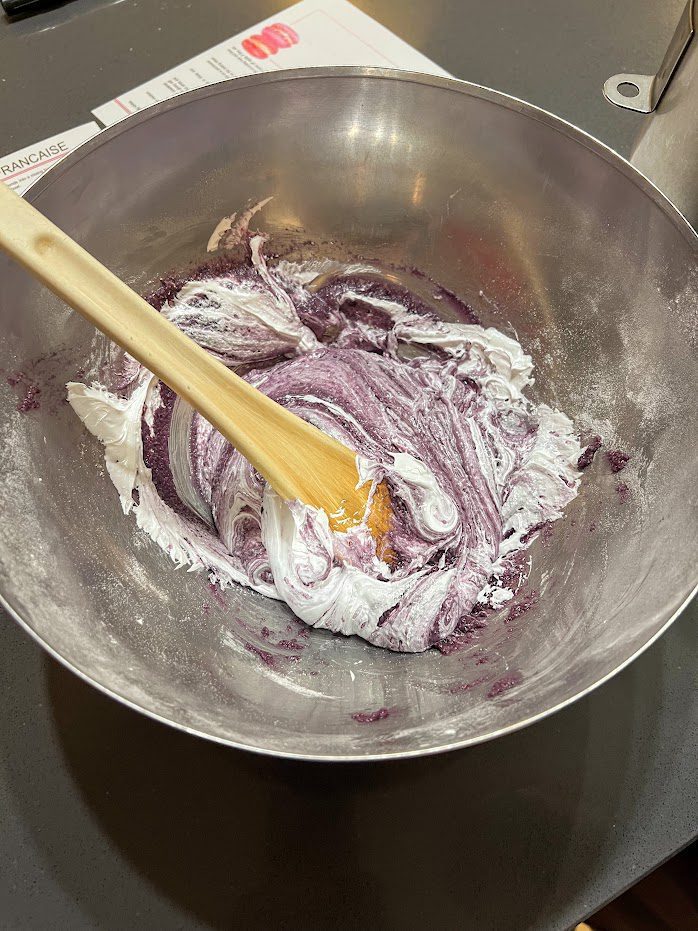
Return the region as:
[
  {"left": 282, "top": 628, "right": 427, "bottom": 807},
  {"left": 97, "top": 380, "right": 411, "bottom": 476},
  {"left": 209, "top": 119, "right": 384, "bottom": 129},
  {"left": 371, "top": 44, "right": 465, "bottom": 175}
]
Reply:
[{"left": 0, "top": 182, "right": 352, "bottom": 503}]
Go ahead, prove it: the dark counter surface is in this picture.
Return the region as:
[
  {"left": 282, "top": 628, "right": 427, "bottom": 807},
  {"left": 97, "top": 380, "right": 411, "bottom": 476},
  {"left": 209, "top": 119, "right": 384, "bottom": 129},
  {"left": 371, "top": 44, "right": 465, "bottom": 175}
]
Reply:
[{"left": 1, "top": 2, "right": 696, "bottom": 928}]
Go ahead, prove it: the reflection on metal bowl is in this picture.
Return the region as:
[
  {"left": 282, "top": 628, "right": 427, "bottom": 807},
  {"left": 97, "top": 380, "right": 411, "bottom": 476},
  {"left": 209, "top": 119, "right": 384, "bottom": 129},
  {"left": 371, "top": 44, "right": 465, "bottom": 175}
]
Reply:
[{"left": 0, "top": 68, "right": 696, "bottom": 760}]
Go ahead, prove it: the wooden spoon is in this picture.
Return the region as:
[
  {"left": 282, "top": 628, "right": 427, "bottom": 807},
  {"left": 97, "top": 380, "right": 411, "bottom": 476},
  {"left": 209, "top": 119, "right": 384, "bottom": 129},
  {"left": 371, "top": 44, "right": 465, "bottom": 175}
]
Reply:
[{"left": 0, "top": 183, "right": 391, "bottom": 543}]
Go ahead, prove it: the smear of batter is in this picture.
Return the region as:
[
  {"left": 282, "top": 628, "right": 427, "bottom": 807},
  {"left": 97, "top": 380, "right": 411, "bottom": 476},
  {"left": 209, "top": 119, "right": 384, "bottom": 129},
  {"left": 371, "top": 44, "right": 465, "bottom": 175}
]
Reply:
[{"left": 67, "top": 234, "right": 582, "bottom": 652}]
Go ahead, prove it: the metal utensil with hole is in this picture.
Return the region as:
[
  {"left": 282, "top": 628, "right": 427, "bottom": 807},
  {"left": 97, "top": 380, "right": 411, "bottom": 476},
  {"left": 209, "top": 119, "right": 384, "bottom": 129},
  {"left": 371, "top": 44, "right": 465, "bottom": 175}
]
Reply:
[{"left": 604, "top": 0, "right": 695, "bottom": 112}]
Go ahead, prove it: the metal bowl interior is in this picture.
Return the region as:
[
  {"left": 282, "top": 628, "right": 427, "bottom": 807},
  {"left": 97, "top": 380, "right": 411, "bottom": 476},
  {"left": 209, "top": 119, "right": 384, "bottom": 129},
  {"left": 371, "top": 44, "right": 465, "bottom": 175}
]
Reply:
[{"left": 1, "top": 69, "right": 696, "bottom": 760}]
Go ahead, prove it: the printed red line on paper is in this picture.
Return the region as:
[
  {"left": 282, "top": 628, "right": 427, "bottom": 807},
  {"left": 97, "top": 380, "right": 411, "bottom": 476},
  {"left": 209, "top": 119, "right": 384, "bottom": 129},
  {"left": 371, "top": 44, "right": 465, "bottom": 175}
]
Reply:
[{"left": 2, "top": 151, "right": 68, "bottom": 182}]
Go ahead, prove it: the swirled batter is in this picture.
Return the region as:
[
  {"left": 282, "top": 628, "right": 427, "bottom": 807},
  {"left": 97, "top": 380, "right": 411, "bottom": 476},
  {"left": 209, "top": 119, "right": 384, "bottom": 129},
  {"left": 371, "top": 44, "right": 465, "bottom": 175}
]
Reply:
[{"left": 67, "top": 235, "right": 582, "bottom": 652}]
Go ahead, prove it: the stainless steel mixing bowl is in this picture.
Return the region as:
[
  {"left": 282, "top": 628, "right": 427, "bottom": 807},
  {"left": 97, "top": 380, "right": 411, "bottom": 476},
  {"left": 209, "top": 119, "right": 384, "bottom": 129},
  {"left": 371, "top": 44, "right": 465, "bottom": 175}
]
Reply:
[{"left": 1, "top": 69, "right": 696, "bottom": 760}]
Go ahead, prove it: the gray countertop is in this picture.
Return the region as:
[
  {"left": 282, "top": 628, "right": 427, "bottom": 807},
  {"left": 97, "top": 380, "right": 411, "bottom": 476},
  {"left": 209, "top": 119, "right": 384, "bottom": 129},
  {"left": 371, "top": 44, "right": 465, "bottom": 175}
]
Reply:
[{"left": 1, "top": 2, "right": 696, "bottom": 928}]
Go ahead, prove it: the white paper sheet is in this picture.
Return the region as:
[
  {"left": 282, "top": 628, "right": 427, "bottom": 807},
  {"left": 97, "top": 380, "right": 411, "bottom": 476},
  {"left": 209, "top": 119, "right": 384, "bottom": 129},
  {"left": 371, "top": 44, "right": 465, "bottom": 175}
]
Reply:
[
  {"left": 2, "top": 0, "right": 450, "bottom": 195},
  {"left": 92, "top": 0, "right": 450, "bottom": 127},
  {"left": 1, "top": 123, "right": 101, "bottom": 195}
]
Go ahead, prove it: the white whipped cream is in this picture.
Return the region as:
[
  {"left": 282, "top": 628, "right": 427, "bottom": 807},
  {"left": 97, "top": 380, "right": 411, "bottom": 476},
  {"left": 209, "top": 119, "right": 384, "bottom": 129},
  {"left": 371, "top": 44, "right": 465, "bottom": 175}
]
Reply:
[{"left": 68, "top": 242, "right": 582, "bottom": 652}]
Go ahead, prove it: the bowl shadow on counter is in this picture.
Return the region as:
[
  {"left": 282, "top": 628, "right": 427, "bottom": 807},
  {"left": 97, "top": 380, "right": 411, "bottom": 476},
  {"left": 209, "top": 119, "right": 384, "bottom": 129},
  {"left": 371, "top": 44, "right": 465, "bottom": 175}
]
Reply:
[{"left": 18, "top": 648, "right": 664, "bottom": 928}]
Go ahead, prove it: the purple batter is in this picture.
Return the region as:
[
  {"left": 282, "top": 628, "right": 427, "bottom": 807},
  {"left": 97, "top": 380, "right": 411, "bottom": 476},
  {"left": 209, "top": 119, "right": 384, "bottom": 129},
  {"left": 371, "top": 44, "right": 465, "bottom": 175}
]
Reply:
[{"left": 67, "top": 233, "right": 583, "bottom": 653}]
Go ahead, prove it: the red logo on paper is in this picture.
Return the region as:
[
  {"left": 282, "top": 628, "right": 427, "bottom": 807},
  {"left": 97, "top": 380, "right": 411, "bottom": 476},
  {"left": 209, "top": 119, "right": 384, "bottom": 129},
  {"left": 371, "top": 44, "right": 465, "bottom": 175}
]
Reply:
[{"left": 242, "top": 23, "right": 300, "bottom": 60}]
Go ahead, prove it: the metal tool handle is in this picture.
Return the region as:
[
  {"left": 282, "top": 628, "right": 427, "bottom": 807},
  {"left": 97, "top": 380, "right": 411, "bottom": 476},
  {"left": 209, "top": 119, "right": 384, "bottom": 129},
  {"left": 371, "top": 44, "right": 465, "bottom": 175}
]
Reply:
[{"left": 604, "top": 0, "right": 695, "bottom": 112}]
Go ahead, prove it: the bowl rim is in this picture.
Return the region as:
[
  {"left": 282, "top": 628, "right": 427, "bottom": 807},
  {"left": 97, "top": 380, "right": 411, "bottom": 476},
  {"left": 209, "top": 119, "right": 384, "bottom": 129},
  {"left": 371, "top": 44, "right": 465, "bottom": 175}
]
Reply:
[
  {"left": 25, "top": 65, "right": 698, "bottom": 244},
  {"left": 5, "top": 66, "right": 697, "bottom": 762}
]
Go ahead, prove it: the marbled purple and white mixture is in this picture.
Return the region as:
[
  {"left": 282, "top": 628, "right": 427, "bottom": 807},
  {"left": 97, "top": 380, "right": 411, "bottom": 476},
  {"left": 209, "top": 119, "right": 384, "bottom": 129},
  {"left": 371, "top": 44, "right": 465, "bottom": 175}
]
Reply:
[{"left": 67, "top": 235, "right": 582, "bottom": 653}]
